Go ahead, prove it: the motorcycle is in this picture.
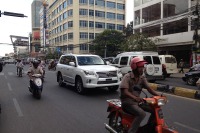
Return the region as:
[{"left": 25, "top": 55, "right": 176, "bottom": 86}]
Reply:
[
  {"left": 48, "top": 61, "right": 57, "bottom": 71},
  {"left": 29, "top": 74, "right": 43, "bottom": 99},
  {"left": 105, "top": 89, "right": 178, "bottom": 133}
]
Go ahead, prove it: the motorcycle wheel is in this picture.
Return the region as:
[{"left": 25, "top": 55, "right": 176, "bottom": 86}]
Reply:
[
  {"left": 109, "top": 112, "right": 123, "bottom": 133},
  {"left": 186, "top": 77, "right": 196, "bottom": 86},
  {"left": 36, "top": 90, "right": 41, "bottom": 99}
]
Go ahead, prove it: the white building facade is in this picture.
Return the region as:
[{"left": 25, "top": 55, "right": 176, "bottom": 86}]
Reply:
[
  {"left": 133, "top": 0, "right": 198, "bottom": 66},
  {"left": 47, "top": 0, "right": 126, "bottom": 54}
]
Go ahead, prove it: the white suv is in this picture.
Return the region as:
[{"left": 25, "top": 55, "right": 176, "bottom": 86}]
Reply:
[{"left": 56, "top": 54, "right": 122, "bottom": 94}]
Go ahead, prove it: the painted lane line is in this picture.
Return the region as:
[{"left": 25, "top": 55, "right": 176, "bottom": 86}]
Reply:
[
  {"left": 7, "top": 83, "right": 13, "bottom": 91},
  {"left": 174, "top": 122, "right": 200, "bottom": 133},
  {"left": 13, "top": 98, "right": 23, "bottom": 117}
]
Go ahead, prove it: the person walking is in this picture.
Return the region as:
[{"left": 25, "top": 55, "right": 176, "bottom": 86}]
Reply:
[{"left": 179, "top": 59, "right": 185, "bottom": 73}]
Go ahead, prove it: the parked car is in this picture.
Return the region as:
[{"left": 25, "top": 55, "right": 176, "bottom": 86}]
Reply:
[
  {"left": 56, "top": 54, "right": 123, "bottom": 94},
  {"left": 182, "top": 70, "right": 200, "bottom": 86},
  {"left": 159, "top": 55, "right": 178, "bottom": 77},
  {"left": 103, "top": 57, "right": 115, "bottom": 64}
]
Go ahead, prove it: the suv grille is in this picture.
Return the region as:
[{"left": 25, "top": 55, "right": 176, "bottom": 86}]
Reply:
[
  {"left": 97, "top": 80, "right": 118, "bottom": 84},
  {"left": 97, "top": 71, "right": 117, "bottom": 78}
]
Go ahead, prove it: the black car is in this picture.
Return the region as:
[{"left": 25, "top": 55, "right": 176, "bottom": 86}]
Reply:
[{"left": 182, "top": 69, "right": 200, "bottom": 85}]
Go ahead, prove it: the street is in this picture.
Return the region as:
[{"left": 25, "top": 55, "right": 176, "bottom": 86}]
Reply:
[{"left": 0, "top": 64, "right": 200, "bottom": 133}]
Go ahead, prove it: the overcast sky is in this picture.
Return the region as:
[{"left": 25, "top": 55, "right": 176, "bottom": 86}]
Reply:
[{"left": 0, "top": 0, "right": 133, "bottom": 56}]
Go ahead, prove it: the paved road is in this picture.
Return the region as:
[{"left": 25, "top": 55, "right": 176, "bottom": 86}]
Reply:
[{"left": 0, "top": 65, "right": 200, "bottom": 133}]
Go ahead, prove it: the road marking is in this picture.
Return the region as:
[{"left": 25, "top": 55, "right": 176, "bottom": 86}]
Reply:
[
  {"left": 13, "top": 98, "right": 23, "bottom": 117},
  {"left": 7, "top": 83, "right": 13, "bottom": 91},
  {"left": 174, "top": 122, "right": 200, "bottom": 133}
]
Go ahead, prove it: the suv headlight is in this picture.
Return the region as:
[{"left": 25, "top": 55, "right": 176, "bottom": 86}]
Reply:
[{"left": 84, "top": 70, "right": 96, "bottom": 76}]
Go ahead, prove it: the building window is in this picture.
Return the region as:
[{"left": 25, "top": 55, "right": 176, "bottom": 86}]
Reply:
[
  {"left": 89, "top": 0, "right": 94, "bottom": 5},
  {"left": 89, "top": 33, "right": 94, "bottom": 39},
  {"left": 63, "top": 34, "right": 67, "bottom": 41},
  {"left": 134, "top": 10, "right": 140, "bottom": 25},
  {"left": 95, "top": 0, "right": 105, "bottom": 7},
  {"left": 142, "top": 25, "right": 160, "bottom": 37},
  {"left": 68, "top": 9, "right": 73, "bottom": 17},
  {"left": 89, "top": 10, "right": 94, "bottom": 16},
  {"left": 79, "top": 0, "right": 87, "bottom": 4},
  {"left": 63, "top": 1, "right": 67, "bottom": 8},
  {"left": 68, "top": 21, "right": 73, "bottom": 28},
  {"left": 117, "top": 3, "right": 125, "bottom": 10},
  {"left": 107, "top": 23, "right": 115, "bottom": 30},
  {"left": 68, "top": 44, "right": 73, "bottom": 50},
  {"left": 68, "top": 33, "right": 73, "bottom": 39},
  {"left": 142, "top": 3, "right": 161, "bottom": 23},
  {"left": 80, "top": 9, "right": 88, "bottom": 15},
  {"left": 80, "top": 20, "right": 88, "bottom": 27},
  {"left": 63, "top": 22, "right": 68, "bottom": 30},
  {"left": 163, "top": 19, "right": 188, "bottom": 35},
  {"left": 80, "top": 44, "right": 88, "bottom": 50},
  {"left": 89, "top": 21, "right": 94, "bottom": 27},
  {"left": 163, "top": 0, "right": 188, "bottom": 18},
  {"left": 80, "top": 32, "right": 88, "bottom": 39},
  {"left": 63, "top": 11, "right": 67, "bottom": 19},
  {"left": 117, "top": 14, "right": 124, "bottom": 20},
  {"left": 107, "top": 12, "right": 115, "bottom": 19},
  {"left": 67, "top": 0, "right": 73, "bottom": 5},
  {"left": 95, "top": 22, "right": 105, "bottom": 28},
  {"left": 95, "top": 11, "right": 105, "bottom": 18},
  {"left": 117, "top": 24, "right": 124, "bottom": 30},
  {"left": 107, "top": 1, "right": 115, "bottom": 8}
]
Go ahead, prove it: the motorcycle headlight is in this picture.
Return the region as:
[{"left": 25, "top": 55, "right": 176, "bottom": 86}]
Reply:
[
  {"left": 157, "top": 98, "right": 167, "bottom": 106},
  {"left": 34, "top": 78, "right": 42, "bottom": 86}
]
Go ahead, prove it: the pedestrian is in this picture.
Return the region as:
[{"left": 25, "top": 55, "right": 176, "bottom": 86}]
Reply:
[{"left": 179, "top": 59, "right": 185, "bottom": 73}]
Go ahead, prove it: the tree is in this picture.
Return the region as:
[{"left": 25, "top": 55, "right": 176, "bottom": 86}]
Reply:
[
  {"left": 122, "top": 33, "right": 157, "bottom": 51},
  {"left": 123, "top": 21, "right": 133, "bottom": 37},
  {"left": 92, "top": 30, "right": 126, "bottom": 57}
]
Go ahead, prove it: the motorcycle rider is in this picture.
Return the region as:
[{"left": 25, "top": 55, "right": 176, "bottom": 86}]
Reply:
[
  {"left": 16, "top": 59, "right": 24, "bottom": 75},
  {"left": 119, "top": 57, "right": 160, "bottom": 133},
  {"left": 27, "top": 60, "right": 43, "bottom": 91}
]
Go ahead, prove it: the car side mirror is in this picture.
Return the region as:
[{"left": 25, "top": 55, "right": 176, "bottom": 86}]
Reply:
[{"left": 69, "top": 62, "right": 75, "bottom": 67}]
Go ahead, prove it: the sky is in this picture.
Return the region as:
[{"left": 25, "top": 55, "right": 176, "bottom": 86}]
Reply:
[{"left": 0, "top": 0, "right": 133, "bottom": 56}]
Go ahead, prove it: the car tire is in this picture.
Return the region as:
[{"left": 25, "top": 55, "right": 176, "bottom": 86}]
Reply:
[
  {"left": 75, "top": 77, "right": 86, "bottom": 94},
  {"left": 58, "top": 74, "right": 65, "bottom": 87},
  {"left": 145, "top": 64, "right": 155, "bottom": 75},
  {"left": 186, "top": 77, "right": 196, "bottom": 86},
  {"left": 108, "top": 86, "right": 119, "bottom": 92}
]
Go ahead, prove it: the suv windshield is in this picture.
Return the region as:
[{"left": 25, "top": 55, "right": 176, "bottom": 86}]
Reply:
[{"left": 77, "top": 56, "right": 105, "bottom": 66}]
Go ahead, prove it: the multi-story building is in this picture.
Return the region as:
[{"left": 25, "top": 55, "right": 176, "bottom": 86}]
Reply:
[
  {"left": 47, "top": 0, "right": 126, "bottom": 54},
  {"left": 31, "top": 0, "right": 43, "bottom": 54},
  {"left": 133, "top": 0, "right": 198, "bottom": 66}
]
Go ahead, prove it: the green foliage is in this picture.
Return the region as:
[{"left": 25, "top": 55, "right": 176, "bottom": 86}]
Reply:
[
  {"left": 122, "top": 33, "right": 157, "bottom": 52},
  {"left": 92, "top": 30, "right": 126, "bottom": 57}
]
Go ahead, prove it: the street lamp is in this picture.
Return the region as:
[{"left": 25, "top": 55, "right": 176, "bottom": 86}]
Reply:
[{"left": 0, "top": 11, "right": 27, "bottom": 18}]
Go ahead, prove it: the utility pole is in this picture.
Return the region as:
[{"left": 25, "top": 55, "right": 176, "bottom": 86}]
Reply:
[{"left": 192, "top": 0, "right": 200, "bottom": 65}]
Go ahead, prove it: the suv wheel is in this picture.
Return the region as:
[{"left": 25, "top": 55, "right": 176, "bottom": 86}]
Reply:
[
  {"left": 58, "top": 74, "right": 65, "bottom": 87},
  {"left": 75, "top": 77, "right": 85, "bottom": 94},
  {"left": 108, "top": 86, "right": 119, "bottom": 92}
]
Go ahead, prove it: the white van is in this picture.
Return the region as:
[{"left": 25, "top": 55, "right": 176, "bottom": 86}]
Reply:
[
  {"left": 111, "top": 51, "right": 163, "bottom": 82},
  {"left": 159, "top": 55, "right": 178, "bottom": 77}
]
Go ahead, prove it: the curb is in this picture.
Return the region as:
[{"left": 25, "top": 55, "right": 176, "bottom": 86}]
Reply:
[{"left": 149, "top": 83, "right": 200, "bottom": 100}]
